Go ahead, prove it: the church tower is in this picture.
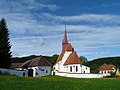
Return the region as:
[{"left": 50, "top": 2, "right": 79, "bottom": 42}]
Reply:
[{"left": 62, "top": 26, "right": 68, "bottom": 50}]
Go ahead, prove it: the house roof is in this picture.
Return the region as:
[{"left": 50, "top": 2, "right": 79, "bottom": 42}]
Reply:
[
  {"left": 20, "top": 60, "right": 31, "bottom": 68},
  {"left": 98, "top": 63, "right": 116, "bottom": 70},
  {"left": 11, "top": 63, "right": 23, "bottom": 68},
  {"left": 20, "top": 56, "right": 52, "bottom": 68},
  {"left": 64, "top": 51, "right": 81, "bottom": 65}
]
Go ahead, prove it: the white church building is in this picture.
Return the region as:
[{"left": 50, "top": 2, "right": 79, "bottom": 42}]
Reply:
[{"left": 52, "top": 27, "right": 92, "bottom": 78}]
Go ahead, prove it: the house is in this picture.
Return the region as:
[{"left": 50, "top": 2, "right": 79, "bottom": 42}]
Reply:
[
  {"left": 98, "top": 63, "right": 116, "bottom": 76},
  {"left": 20, "top": 56, "right": 52, "bottom": 77},
  {"left": 52, "top": 27, "right": 90, "bottom": 77}
]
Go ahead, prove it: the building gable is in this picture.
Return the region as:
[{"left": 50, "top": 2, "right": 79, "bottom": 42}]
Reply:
[{"left": 64, "top": 51, "right": 81, "bottom": 65}]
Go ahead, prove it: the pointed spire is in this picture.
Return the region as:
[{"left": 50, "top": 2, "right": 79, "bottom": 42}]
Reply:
[{"left": 62, "top": 25, "right": 68, "bottom": 50}]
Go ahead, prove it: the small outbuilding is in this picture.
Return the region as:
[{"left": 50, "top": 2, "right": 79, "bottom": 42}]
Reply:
[
  {"left": 98, "top": 63, "right": 116, "bottom": 76},
  {"left": 20, "top": 56, "right": 52, "bottom": 77}
]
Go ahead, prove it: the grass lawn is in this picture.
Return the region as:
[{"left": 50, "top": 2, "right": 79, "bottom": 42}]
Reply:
[{"left": 0, "top": 75, "right": 120, "bottom": 90}]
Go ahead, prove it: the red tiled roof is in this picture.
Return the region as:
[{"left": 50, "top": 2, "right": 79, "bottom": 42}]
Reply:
[
  {"left": 55, "top": 43, "right": 74, "bottom": 64},
  {"left": 98, "top": 63, "right": 116, "bottom": 70},
  {"left": 64, "top": 51, "right": 81, "bottom": 65},
  {"left": 56, "top": 50, "right": 66, "bottom": 63},
  {"left": 20, "top": 56, "right": 52, "bottom": 68},
  {"left": 64, "top": 43, "right": 73, "bottom": 51}
]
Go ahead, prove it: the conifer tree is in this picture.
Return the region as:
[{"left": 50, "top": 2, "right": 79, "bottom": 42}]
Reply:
[{"left": 0, "top": 18, "right": 12, "bottom": 68}]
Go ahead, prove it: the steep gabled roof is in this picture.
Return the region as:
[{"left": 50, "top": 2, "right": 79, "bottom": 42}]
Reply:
[
  {"left": 64, "top": 43, "right": 73, "bottom": 51},
  {"left": 20, "top": 56, "right": 52, "bottom": 68},
  {"left": 64, "top": 51, "right": 81, "bottom": 65},
  {"left": 98, "top": 63, "right": 116, "bottom": 70},
  {"left": 56, "top": 50, "right": 66, "bottom": 63},
  {"left": 56, "top": 43, "right": 73, "bottom": 64}
]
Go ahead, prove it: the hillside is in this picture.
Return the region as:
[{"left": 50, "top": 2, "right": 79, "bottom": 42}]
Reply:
[{"left": 84, "top": 56, "right": 120, "bottom": 73}]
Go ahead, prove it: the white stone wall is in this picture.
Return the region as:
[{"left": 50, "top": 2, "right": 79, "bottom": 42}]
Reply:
[
  {"left": 55, "top": 72, "right": 103, "bottom": 78},
  {"left": 28, "top": 66, "right": 52, "bottom": 77},
  {"left": 54, "top": 64, "right": 90, "bottom": 74},
  {"left": 0, "top": 68, "right": 27, "bottom": 76}
]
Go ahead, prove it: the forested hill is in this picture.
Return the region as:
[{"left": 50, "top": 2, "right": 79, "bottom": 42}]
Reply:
[{"left": 84, "top": 56, "right": 120, "bottom": 73}]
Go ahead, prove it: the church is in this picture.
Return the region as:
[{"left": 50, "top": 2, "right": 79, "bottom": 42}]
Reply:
[{"left": 52, "top": 27, "right": 90, "bottom": 78}]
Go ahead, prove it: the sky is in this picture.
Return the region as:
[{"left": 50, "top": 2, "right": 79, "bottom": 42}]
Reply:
[{"left": 0, "top": 0, "right": 120, "bottom": 60}]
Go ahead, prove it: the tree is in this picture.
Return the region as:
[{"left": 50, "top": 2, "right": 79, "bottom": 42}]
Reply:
[
  {"left": 0, "top": 18, "right": 12, "bottom": 68},
  {"left": 79, "top": 56, "right": 88, "bottom": 64},
  {"left": 49, "top": 54, "right": 59, "bottom": 65}
]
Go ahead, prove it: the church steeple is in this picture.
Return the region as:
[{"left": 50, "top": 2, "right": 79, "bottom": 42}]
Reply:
[{"left": 62, "top": 26, "right": 68, "bottom": 50}]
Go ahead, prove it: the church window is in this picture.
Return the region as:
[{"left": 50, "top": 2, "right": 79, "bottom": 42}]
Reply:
[
  {"left": 70, "top": 66, "right": 72, "bottom": 72},
  {"left": 76, "top": 66, "right": 78, "bottom": 72}
]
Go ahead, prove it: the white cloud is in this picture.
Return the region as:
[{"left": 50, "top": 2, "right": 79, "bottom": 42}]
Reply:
[{"left": 42, "top": 13, "right": 120, "bottom": 25}]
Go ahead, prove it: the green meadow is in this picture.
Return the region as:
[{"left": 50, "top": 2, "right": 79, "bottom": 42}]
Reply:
[{"left": 0, "top": 75, "right": 120, "bottom": 90}]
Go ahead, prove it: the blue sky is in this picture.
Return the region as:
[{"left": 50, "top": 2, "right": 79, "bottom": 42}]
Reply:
[{"left": 0, "top": 0, "right": 120, "bottom": 60}]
